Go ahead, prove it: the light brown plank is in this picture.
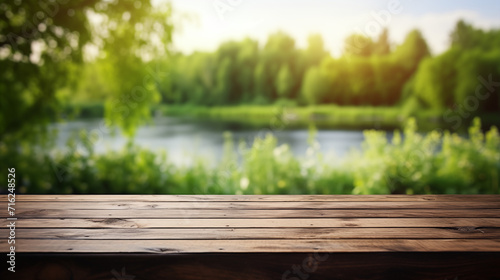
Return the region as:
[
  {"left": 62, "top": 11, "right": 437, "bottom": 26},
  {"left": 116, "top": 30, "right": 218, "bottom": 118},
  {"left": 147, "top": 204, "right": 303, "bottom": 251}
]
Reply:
[
  {"left": 9, "top": 201, "right": 500, "bottom": 210},
  {"left": 5, "top": 227, "right": 498, "bottom": 240},
  {"left": 7, "top": 208, "right": 500, "bottom": 218},
  {"left": 5, "top": 195, "right": 500, "bottom": 202},
  {"left": 4, "top": 218, "right": 499, "bottom": 228},
  {"left": 2, "top": 239, "right": 499, "bottom": 253}
]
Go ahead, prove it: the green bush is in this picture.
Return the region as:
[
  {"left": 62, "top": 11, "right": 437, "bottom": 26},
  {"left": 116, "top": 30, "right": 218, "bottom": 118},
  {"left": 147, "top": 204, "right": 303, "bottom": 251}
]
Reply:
[
  {"left": 1, "top": 118, "right": 498, "bottom": 194},
  {"left": 347, "top": 118, "right": 499, "bottom": 194}
]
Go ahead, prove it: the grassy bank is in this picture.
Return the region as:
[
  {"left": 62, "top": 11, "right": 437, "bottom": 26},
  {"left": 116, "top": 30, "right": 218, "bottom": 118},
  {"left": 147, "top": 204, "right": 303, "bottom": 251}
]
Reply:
[
  {"left": 2, "top": 118, "right": 498, "bottom": 194},
  {"left": 60, "top": 103, "right": 497, "bottom": 132},
  {"left": 161, "top": 105, "right": 455, "bottom": 131}
]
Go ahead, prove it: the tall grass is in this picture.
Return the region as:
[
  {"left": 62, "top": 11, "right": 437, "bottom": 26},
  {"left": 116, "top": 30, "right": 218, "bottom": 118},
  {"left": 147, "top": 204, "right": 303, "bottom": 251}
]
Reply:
[{"left": 1, "top": 118, "right": 498, "bottom": 194}]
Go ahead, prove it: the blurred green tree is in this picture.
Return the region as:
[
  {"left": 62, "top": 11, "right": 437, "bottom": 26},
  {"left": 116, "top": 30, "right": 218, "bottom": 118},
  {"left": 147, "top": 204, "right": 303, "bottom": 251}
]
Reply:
[
  {"left": 301, "top": 66, "right": 329, "bottom": 105},
  {"left": 236, "top": 38, "right": 259, "bottom": 102},
  {"left": 407, "top": 21, "right": 500, "bottom": 113},
  {"left": 275, "top": 65, "right": 294, "bottom": 99},
  {"left": 373, "top": 28, "right": 391, "bottom": 55},
  {"left": 392, "top": 29, "right": 431, "bottom": 74},
  {"left": 344, "top": 33, "right": 374, "bottom": 57},
  {"left": 261, "top": 31, "right": 297, "bottom": 99},
  {"left": 0, "top": 0, "right": 174, "bottom": 139},
  {"left": 304, "top": 33, "right": 328, "bottom": 65}
]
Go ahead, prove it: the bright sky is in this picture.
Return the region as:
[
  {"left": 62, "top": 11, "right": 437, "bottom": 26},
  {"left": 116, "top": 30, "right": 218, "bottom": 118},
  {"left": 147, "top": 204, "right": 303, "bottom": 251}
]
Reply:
[{"left": 165, "top": 0, "right": 500, "bottom": 56}]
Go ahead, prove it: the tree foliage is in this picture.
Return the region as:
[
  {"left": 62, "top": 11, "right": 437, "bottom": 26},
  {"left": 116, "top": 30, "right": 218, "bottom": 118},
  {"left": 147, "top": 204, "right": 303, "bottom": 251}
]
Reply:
[
  {"left": 0, "top": 0, "right": 173, "bottom": 139},
  {"left": 4, "top": 9, "right": 499, "bottom": 142},
  {"left": 408, "top": 21, "right": 500, "bottom": 112},
  {"left": 166, "top": 28, "right": 432, "bottom": 108}
]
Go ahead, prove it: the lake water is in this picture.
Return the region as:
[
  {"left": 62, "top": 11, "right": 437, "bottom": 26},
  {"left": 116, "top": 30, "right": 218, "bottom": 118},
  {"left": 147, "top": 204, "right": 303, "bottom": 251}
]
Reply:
[{"left": 51, "top": 117, "right": 392, "bottom": 166}]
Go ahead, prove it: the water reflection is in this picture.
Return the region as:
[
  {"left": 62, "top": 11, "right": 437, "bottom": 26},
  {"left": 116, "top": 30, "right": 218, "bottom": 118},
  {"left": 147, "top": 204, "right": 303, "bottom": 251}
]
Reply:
[{"left": 51, "top": 117, "right": 393, "bottom": 166}]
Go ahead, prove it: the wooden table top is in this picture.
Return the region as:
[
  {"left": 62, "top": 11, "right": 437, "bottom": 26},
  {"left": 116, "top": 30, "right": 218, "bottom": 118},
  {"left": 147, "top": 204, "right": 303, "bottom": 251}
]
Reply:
[{"left": 1, "top": 195, "right": 500, "bottom": 254}]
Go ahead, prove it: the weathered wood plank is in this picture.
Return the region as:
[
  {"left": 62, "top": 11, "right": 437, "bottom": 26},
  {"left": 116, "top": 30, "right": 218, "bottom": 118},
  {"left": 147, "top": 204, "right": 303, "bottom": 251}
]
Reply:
[
  {"left": 6, "top": 194, "right": 500, "bottom": 202},
  {"left": 4, "top": 218, "right": 499, "bottom": 228},
  {"left": 2, "top": 239, "right": 500, "bottom": 253},
  {"left": 1, "top": 195, "right": 498, "bottom": 258},
  {"left": 6, "top": 227, "right": 499, "bottom": 240},
  {"left": 8, "top": 208, "right": 500, "bottom": 218},
  {"left": 9, "top": 201, "right": 500, "bottom": 210}
]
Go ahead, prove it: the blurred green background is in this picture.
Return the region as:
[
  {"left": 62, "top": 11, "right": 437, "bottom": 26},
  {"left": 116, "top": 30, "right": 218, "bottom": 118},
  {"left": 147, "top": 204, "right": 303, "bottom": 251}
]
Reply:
[{"left": 0, "top": 0, "right": 499, "bottom": 194}]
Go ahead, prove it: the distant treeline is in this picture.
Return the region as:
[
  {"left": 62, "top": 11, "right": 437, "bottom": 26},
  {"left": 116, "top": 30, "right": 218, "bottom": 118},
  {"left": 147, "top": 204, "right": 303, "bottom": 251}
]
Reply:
[
  {"left": 150, "top": 20, "right": 499, "bottom": 113},
  {"left": 70, "top": 20, "right": 500, "bottom": 127}
]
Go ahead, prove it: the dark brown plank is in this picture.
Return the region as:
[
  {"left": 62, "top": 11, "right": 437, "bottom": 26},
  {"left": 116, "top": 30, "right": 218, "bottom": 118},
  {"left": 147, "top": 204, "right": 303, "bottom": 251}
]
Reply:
[
  {"left": 4, "top": 218, "right": 499, "bottom": 228},
  {"left": 6, "top": 227, "right": 499, "bottom": 240},
  {"left": 2, "top": 239, "right": 500, "bottom": 253},
  {"left": 7, "top": 208, "right": 500, "bottom": 218}
]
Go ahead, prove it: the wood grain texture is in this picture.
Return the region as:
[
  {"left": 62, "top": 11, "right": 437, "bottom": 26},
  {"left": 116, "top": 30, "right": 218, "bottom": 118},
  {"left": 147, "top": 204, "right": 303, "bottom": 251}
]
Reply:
[
  {"left": 1, "top": 195, "right": 499, "bottom": 253},
  {"left": 3, "top": 217, "right": 499, "bottom": 228},
  {"left": 6, "top": 208, "right": 500, "bottom": 218},
  {"left": 1, "top": 195, "right": 499, "bottom": 279},
  {"left": 4, "top": 227, "right": 498, "bottom": 240},
  {"left": 9, "top": 201, "right": 500, "bottom": 209}
]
